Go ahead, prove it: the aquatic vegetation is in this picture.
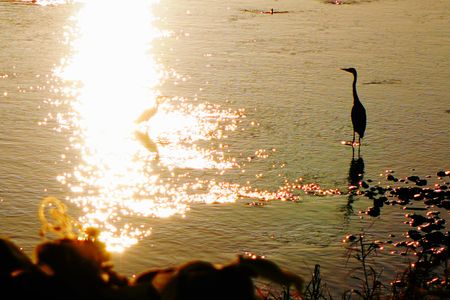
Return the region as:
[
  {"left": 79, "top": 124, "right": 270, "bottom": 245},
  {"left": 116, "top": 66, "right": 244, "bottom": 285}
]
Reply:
[
  {"left": 343, "top": 169, "right": 450, "bottom": 298},
  {"left": 343, "top": 234, "right": 385, "bottom": 299},
  {"left": 304, "top": 265, "right": 332, "bottom": 300},
  {"left": 360, "top": 170, "right": 450, "bottom": 217},
  {"left": 293, "top": 169, "right": 450, "bottom": 299}
]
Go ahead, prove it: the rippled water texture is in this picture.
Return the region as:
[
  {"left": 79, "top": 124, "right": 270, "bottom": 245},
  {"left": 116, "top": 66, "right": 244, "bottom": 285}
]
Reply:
[{"left": 0, "top": 0, "right": 449, "bottom": 296}]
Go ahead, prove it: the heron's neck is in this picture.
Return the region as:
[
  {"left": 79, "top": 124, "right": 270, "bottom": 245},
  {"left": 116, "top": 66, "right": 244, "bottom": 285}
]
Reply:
[{"left": 352, "top": 74, "right": 360, "bottom": 104}]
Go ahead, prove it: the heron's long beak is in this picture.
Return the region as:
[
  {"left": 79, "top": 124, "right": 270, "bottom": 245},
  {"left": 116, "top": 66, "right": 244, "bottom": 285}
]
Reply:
[{"left": 341, "top": 68, "right": 350, "bottom": 72}]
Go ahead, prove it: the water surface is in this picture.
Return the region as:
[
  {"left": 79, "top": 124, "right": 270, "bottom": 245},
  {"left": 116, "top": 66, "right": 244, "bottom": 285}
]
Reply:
[{"left": 0, "top": 0, "right": 449, "bottom": 295}]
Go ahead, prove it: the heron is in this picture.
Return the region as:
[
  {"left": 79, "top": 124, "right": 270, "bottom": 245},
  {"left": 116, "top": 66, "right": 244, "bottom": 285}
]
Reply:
[
  {"left": 135, "top": 95, "right": 164, "bottom": 124},
  {"left": 134, "top": 96, "right": 164, "bottom": 159},
  {"left": 341, "top": 67, "right": 366, "bottom": 150}
]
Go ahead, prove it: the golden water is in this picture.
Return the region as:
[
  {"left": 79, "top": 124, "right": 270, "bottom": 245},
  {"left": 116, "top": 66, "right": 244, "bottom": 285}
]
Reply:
[{"left": 1, "top": 0, "right": 449, "bottom": 295}]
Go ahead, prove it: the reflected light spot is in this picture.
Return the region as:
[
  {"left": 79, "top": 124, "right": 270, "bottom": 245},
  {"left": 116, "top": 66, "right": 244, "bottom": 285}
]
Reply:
[
  {"left": 49, "top": 0, "right": 338, "bottom": 255},
  {"left": 53, "top": 0, "right": 242, "bottom": 252}
]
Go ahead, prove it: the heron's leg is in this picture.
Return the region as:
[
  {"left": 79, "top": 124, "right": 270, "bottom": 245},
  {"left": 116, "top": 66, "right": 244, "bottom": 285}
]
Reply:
[
  {"left": 352, "top": 131, "right": 356, "bottom": 147},
  {"left": 358, "top": 137, "right": 361, "bottom": 157}
]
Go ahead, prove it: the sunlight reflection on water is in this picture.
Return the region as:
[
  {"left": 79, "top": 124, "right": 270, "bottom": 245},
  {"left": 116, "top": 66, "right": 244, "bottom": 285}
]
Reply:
[
  {"left": 52, "top": 0, "right": 243, "bottom": 252},
  {"left": 48, "top": 0, "right": 344, "bottom": 253}
]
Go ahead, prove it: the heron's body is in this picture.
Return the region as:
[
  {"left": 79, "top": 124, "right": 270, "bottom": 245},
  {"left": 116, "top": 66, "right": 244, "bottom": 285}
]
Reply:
[
  {"left": 135, "top": 106, "right": 158, "bottom": 124},
  {"left": 342, "top": 68, "right": 366, "bottom": 147},
  {"left": 135, "top": 96, "right": 163, "bottom": 124}
]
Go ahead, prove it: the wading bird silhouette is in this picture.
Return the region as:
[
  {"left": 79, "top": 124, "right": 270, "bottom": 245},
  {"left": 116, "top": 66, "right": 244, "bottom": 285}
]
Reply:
[
  {"left": 341, "top": 68, "right": 366, "bottom": 153},
  {"left": 134, "top": 96, "right": 164, "bottom": 159},
  {"left": 135, "top": 96, "right": 163, "bottom": 124}
]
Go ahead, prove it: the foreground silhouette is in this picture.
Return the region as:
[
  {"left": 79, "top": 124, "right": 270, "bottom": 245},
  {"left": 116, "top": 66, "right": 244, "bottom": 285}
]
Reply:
[
  {"left": 341, "top": 68, "right": 367, "bottom": 154},
  {"left": 0, "top": 235, "right": 303, "bottom": 300}
]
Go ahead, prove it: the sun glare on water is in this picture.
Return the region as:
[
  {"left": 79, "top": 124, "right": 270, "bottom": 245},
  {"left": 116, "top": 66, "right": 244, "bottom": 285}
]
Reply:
[
  {"left": 47, "top": 0, "right": 341, "bottom": 253},
  {"left": 50, "top": 0, "right": 243, "bottom": 252}
]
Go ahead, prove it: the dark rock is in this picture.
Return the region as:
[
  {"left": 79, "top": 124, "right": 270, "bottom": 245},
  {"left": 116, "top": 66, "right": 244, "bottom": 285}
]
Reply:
[
  {"left": 408, "top": 176, "right": 420, "bottom": 182},
  {"left": 418, "top": 223, "right": 442, "bottom": 233},
  {"left": 366, "top": 206, "right": 380, "bottom": 217},
  {"left": 426, "top": 211, "right": 440, "bottom": 217},
  {"left": 386, "top": 174, "right": 396, "bottom": 181},
  {"left": 395, "top": 188, "right": 412, "bottom": 201},
  {"left": 407, "top": 214, "right": 428, "bottom": 227},
  {"left": 437, "top": 170, "right": 446, "bottom": 177},
  {"left": 435, "top": 218, "right": 446, "bottom": 226},
  {"left": 373, "top": 198, "right": 385, "bottom": 207},
  {"left": 407, "top": 230, "right": 422, "bottom": 241},
  {"left": 424, "top": 231, "right": 445, "bottom": 245},
  {"left": 365, "top": 190, "right": 376, "bottom": 199},
  {"left": 377, "top": 186, "right": 387, "bottom": 193},
  {"left": 416, "top": 179, "right": 427, "bottom": 186},
  {"left": 439, "top": 200, "right": 450, "bottom": 209},
  {"left": 424, "top": 198, "right": 439, "bottom": 206}
]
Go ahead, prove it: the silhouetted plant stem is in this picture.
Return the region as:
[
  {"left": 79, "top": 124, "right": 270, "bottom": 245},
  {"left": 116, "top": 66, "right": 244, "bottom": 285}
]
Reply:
[{"left": 305, "top": 264, "right": 331, "bottom": 300}]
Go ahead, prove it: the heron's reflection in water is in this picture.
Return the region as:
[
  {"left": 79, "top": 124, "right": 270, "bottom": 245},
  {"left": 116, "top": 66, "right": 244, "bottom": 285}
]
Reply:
[
  {"left": 348, "top": 156, "right": 365, "bottom": 189},
  {"left": 342, "top": 155, "right": 365, "bottom": 218}
]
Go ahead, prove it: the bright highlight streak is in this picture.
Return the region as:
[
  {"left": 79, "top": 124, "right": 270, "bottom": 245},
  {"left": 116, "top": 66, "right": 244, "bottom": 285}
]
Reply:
[
  {"left": 53, "top": 0, "right": 241, "bottom": 252},
  {"left": 49, "top": 0, "right": 338, "bottom": 252}
]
